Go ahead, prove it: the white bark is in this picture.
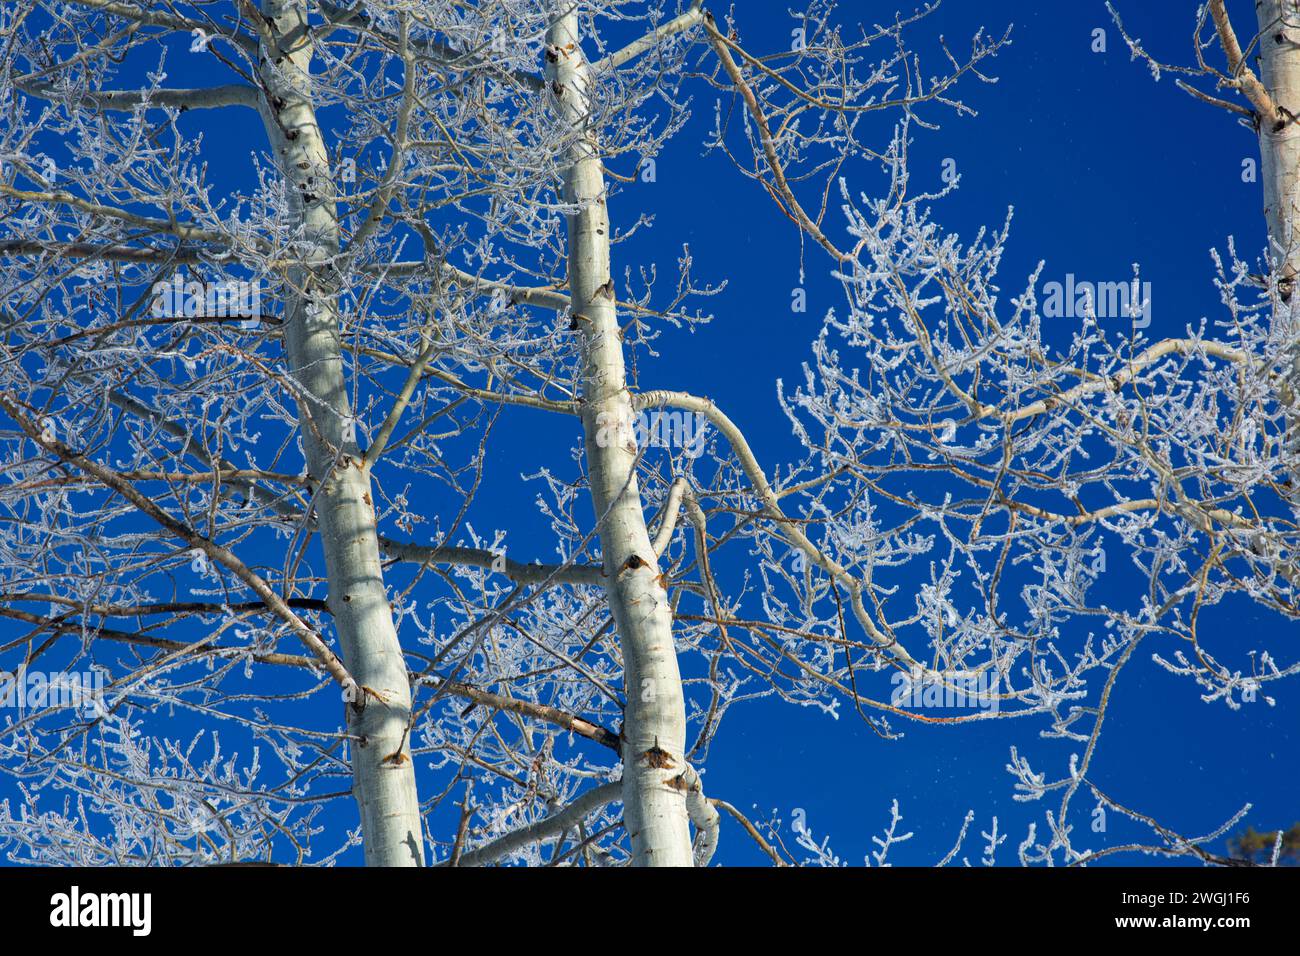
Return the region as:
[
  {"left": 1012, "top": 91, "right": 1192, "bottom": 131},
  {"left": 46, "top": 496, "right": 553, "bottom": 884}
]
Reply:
[
  {"left": 1246, "top": 1, "right": 1300, "bottom": 432},
  {"left": 257, "top": 0, "right": 423, "bottom": 866},
  {"left": 1256, "top": 1, "right": 1300, "bottom": 296},
  {"left": 545, "top": 5, "right": 695, "bottom": 866},
  {"left": 676, "top": 763, "right": 720, "bottom": 866}
]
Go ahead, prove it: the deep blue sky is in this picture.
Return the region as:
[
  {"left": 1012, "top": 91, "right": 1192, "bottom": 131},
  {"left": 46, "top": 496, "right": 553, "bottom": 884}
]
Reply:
[
  {"left": 4, "top": 0, "right": 1296, "bottom": 866},
  {"left": 603, "top": 0, "right": 1299, "bottom": 865},
  {"left": 452, "top": 0, "right": 1298, "bottom": 865}
]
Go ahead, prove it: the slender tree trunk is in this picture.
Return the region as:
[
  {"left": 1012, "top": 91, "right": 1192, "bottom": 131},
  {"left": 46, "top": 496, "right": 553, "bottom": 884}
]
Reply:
[
  {"left": 1256, "top": 0, "right": 1300, "bottom": 297},
  {"left": 257, "top": 0, "right": 424, "bottom": 866},
  {"left": 546, "top": 6, "right": 695, "bottom": 866},
  {"left": 1252, "top": 1, "right": 1300, "bottom": 437}
]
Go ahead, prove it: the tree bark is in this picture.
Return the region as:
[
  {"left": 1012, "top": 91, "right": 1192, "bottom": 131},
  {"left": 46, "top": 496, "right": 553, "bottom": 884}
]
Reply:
[
  {"left": 257, "top": 0, "right": 423, "bottom": 866},
  {"left": 1256, "top": 0, "right": 1300, "bottom": 297},
  {"left": 545, "top": 6, "right": 695, "bottom": 866}
]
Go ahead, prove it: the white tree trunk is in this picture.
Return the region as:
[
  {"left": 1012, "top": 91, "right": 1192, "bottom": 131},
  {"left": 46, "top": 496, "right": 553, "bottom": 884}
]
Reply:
[
  {"left": 1256, "top": 1, "right": 1300, "bottom": 297},
  {"left": 546, "top": 7, "right": 695, "bottom": 866},
  {"left": 258, "top": 0, "right": 423, "bottom": 866}
]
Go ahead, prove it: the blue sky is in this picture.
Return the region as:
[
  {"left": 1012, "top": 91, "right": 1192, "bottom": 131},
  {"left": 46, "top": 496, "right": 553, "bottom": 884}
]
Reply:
[
  {"left": 443, "top": 0, "right": 1298, "bottom": 865},
  {"left": 598, "top": 0, "right": 1298, "bottom": 865},
  {"left": 3, "top": 0, "right": 1296, "bottom": 866}
]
